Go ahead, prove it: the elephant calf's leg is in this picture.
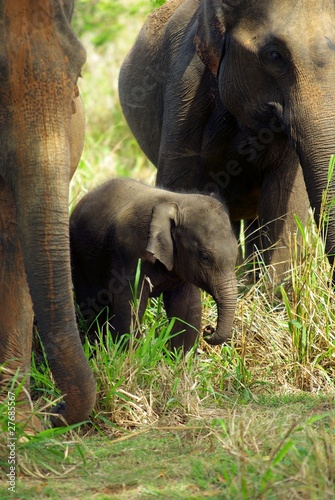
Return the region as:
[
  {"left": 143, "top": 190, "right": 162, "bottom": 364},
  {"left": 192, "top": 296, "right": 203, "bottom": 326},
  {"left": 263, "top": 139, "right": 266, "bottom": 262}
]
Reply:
[
  {"left": 163, "top": 283, "right": 202, "bottom": 353},
  {"left": 0, "top": 178, "right": 40, "bottom": 430}
]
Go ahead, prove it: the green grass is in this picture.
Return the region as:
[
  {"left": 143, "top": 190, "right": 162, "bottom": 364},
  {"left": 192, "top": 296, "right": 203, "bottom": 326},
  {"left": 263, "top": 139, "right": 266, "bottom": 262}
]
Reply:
[
  {"left": 1, "top": 396, "right": 335, "bottom": 499},
  {"left": 1, "top": 1, "right": 335, "bottom": 498}
]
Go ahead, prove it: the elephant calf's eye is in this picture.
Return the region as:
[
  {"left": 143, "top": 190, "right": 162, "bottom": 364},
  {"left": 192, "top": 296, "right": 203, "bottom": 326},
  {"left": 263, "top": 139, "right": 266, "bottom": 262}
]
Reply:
[{"left": 199, "top": 252, "right": 212, "bottom": 264}]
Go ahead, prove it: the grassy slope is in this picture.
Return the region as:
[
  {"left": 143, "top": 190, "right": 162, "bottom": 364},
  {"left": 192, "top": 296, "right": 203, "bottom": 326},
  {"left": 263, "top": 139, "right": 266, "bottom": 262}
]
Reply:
[{"left": 1, "top": 1, "right": 335, "bottom": 498}]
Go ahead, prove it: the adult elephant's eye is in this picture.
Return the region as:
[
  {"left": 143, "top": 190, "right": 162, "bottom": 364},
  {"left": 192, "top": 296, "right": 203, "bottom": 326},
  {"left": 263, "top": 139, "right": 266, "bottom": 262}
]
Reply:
[
  {"left": 262, "top": 47, "right": 284, "bottom": 63},
  {"left": 268, "top": 50, "right": 282, "bottom": 61},
  {"left": 260, "top": 44, "right": 289, "bottom": 76}
]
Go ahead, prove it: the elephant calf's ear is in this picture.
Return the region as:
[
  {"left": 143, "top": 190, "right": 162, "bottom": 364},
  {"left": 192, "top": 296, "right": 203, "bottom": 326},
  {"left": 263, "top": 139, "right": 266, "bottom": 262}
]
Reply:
[
  {"left": 194, "top": 0, "right": 227, "bottom": 76},
  {"left": 144, "top": 202, "right": 179, "bottom": 272}
]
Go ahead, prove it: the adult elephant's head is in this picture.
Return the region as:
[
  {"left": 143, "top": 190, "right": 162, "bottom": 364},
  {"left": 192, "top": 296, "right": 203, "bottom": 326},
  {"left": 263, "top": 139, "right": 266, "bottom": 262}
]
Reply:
[
  {"left": 0, "top": 0, "right": 95, "bottom": 425},
  {"left": 196, "top": 0, "right": 335, "bottom": 268}
]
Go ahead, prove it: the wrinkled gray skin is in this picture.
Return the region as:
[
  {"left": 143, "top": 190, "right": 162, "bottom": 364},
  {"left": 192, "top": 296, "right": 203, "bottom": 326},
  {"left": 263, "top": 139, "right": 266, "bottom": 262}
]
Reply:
[
  {"left": 0, "top": 0, "right": 96, "bottom": 428},
  {"left": 118, "top": 0, "right": 335, "bottom": 282},
  {"left": 70, "top": 178, "right": 238, "bottom": 352}
]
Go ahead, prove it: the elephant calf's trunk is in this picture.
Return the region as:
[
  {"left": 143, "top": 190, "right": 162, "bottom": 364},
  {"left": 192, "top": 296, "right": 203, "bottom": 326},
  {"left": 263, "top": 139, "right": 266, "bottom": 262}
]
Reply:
[{"left": 202, "top": 276, "right": 237, "bottom": 346}]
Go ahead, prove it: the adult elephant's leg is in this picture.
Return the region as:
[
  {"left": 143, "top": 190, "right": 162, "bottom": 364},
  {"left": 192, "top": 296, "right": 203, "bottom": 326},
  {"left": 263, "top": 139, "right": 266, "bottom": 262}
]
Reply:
[
  {"left": 258, "top": 155, "right": 309, "bottom": 283},
  {"left": 240, "top": 218, "right": 264, "bottom": 282},
  {"left": 232, "top": 221, "right": 243, "bottom": 265},
  {"left": 234, "top": 219, "right": 261, "bottom": 270},
  {"left": 244, "top": 219, "right": 262, "bottom": 262},
  {"left": 0, "top": 178, "right": 40, "bottom": 428},
  {"left": 163, "top": 284, "right": 201, "bottom": 353}
]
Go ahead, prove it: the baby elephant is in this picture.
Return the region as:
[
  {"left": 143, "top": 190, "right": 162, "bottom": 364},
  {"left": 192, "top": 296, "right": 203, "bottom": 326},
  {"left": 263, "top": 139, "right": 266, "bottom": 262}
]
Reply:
[{"left": 70, "top": 178, "right": 238, "bottom": 352}]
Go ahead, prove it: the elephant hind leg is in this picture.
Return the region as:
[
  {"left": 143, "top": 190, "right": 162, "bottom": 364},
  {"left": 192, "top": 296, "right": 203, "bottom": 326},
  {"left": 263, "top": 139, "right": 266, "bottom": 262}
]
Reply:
[{"left": 0, "top": 177, "right": 40, "bottom": 431}]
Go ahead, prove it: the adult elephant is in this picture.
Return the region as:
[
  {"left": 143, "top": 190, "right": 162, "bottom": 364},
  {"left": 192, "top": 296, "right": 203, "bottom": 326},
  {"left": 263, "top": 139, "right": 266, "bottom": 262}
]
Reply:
[
  {"left": 119, "top": 0, "right": 335, "bottom": 282},
  {"left": 0, "top": 0, "right": 96, "bottom": 427}
]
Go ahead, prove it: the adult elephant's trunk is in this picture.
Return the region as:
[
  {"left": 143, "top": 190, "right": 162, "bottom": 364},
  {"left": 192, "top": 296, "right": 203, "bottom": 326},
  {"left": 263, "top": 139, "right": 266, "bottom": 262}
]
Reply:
[
  {"left": 1, "top": 0, "right": 96, "bottom": 425},
  {"left": 291, "top": 82, "right": 335, "bottom": 271},
  {"left": 203, "top": 272, "right": 237, "bottom": 346},
  {"left": 299, "top": 143, "right": 335, "bottom": 266},
  {"left": 15, "top": 142, "right": 96, "bottom": 426}
]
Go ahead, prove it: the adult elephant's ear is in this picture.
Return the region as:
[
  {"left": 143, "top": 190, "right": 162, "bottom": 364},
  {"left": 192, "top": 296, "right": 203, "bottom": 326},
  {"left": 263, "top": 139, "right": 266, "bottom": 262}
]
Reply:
[
  {"left": 194, "top": 0, "right": 228, "bottom": 76},
  {"left": 144, "top": 202, "right": 180, "bottom": 271}
]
